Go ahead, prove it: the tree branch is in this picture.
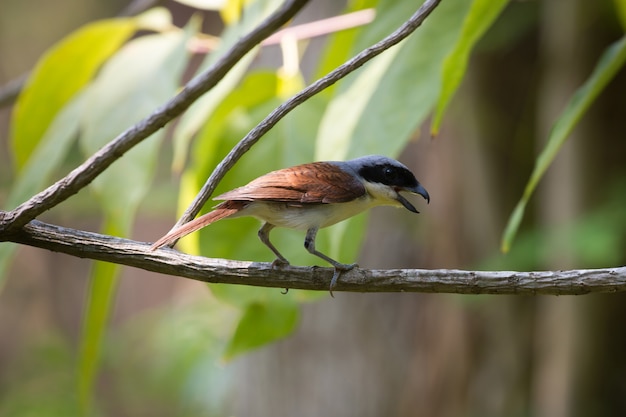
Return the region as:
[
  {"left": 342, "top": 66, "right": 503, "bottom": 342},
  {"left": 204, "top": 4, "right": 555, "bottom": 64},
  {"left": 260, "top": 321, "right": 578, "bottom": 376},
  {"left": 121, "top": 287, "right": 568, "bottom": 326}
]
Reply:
[
  {"left": 172, "top": 0, "right": 442, "bottom": 231},
  {"left": 0, "top": 0, "right": 310, "bottom": 233},
  {"left": 3, "top": 216, "right": 624, "bottom": 295}
]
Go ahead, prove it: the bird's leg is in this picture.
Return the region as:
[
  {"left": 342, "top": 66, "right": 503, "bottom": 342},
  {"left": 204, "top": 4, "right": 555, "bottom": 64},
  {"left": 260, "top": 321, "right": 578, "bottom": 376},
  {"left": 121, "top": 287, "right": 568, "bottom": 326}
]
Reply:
[
  {"left": 258, "top": 223, "right": 290, "bottom": 268},
  {"left": 304, "top": 227, "right": 357, "bottom": 296}
]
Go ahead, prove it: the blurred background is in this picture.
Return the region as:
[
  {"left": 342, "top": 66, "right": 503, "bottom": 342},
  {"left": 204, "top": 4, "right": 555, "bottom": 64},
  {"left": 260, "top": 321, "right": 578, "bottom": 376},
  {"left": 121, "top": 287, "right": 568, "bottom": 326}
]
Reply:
[{"left": 1, "top": 0, "right": 626, "bottom": 416}]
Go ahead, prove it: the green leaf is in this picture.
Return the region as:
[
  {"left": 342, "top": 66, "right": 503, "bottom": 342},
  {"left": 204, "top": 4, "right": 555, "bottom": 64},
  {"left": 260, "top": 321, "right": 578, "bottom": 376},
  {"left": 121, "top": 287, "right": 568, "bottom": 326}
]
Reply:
[
  {"left": 5, "top": 92, "right": 84, "bottom": 211},
  {"left": 177, "top": 69, "right": 327, "bottom": 307},
  {"left": 501, "top": 36, "right": 626, "bottom": 253},
  {"left": 313, "top": 0, "right": 379, "bottom": 86},
  {"left": 77, "top": 220, "right": 122, "bottom": 415},
  {"left": 175, "top": 71, "right": 280, "bottom": 254},
  {"left": 172, "top": 51, "right": 258, "bottom": 172},
  {"left": 80, "top": 30, "right": 190, "bottom": 215},
  {"left": 76, "top": 29, "right": 191, "bottom": 414},
  {"left": 171, "top": 0, "right": 284, "bottom": 172},
  {"left": 613, "top": 0, "right": 626, "bottom": 31},
  {"left": 313, "top": 0, "right": 471, "bottom": 265},
  {"left": 431, "top": 0, "right": 508, "bottom": 135},
  {"left": 315, "top": 0, "right": 473, "bottom": 161},
  {"left": 223, "top": 300, "right": 299, "bottom": 360},
  {"left": 0, "top": 93, "right": 84, "bottom": 288},
  {"left": 10, "top": 18, "right": 137, "bottom": 170}
]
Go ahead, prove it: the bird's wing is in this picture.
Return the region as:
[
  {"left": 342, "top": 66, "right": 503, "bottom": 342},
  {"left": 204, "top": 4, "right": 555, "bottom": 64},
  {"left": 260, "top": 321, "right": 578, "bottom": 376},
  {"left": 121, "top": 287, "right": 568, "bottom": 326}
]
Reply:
[{"left": 214, "top": 162, "right": 366, "bottom": 204}]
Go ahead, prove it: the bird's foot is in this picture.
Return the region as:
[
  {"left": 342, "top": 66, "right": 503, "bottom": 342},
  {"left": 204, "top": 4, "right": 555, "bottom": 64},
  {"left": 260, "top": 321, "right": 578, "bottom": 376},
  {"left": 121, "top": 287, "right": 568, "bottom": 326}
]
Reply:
[
  {"left": 329, "top": 263, "right": 358, "bottom": 298},
  {"left": 270, "top": 258, "right": 291, "bottom": 295},
  {"left": 271, "top": 258, "right": 290, "bottom": 269}
]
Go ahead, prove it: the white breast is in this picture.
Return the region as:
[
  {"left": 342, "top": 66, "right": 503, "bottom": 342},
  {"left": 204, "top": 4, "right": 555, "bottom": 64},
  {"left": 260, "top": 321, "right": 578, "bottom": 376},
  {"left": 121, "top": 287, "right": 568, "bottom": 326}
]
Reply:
[{"left": 239, "top": 197, "right": 378, "bottom": 230}]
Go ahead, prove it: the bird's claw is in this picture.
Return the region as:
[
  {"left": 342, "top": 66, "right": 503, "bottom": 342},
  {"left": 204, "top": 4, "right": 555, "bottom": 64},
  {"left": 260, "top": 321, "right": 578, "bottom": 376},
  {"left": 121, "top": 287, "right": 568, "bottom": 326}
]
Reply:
[
  {"left": 329, "top": 263, "right": 358, "bottom": 297},
  {"left": 270, "top": 259, "right": 291, "bottom": 295},
  {"left": 271, "top": 258, "right": 290, "bottom": 268}
]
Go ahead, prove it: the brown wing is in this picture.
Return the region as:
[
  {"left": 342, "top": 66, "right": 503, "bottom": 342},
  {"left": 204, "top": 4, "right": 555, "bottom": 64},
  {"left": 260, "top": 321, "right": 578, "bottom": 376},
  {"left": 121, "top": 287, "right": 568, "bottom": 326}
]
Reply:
[{"left": 214, "top": 162, "right": 366, "bottom": 204}]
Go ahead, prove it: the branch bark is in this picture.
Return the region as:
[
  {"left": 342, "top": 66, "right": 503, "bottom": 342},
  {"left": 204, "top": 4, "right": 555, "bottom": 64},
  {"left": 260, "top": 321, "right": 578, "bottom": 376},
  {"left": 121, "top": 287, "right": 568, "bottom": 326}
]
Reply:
[
  {"left": 3, "top": 216, "right": 624, "bottom": 295},
  {"left": 0, "top": 0, "right": 310, "bottom": 232}
]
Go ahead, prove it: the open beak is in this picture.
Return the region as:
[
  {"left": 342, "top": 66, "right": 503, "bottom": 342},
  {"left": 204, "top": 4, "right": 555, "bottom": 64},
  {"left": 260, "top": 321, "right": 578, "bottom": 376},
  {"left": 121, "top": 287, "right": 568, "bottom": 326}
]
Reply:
[{"left": 395, "top": 183, "right": 430, "bottom": 214}]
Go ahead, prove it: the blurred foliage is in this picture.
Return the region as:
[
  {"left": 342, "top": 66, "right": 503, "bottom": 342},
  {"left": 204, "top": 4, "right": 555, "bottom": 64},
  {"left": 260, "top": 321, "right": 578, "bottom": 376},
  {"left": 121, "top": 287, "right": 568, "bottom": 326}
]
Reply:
[
  {"left": 10, "top": 19, "right": 137, "bottom": 170},
  {"left": 483, "top": 178, "right": 626, "bottom": 271},
  {"left": 501, "top": 35, "right": 626, "bottom": 253},
  {"left": 0, "top": 333, "right": 80, "bottom": 417},
  {"left": 1, "top": 0, "right": 625, "bottom": 415}
]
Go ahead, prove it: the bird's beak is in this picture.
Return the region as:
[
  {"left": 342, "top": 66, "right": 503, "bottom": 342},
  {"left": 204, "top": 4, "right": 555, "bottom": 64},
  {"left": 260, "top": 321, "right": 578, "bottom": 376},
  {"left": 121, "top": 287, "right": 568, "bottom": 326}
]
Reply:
[{"left": 395, "top": 183, "right": 430, "bottom": 214}]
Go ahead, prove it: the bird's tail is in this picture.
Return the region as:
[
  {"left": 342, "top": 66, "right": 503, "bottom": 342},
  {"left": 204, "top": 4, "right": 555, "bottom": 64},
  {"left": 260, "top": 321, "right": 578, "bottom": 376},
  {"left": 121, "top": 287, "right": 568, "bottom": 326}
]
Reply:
[{"left": 150, "top": 201, "right": 245, "bottom": 251}]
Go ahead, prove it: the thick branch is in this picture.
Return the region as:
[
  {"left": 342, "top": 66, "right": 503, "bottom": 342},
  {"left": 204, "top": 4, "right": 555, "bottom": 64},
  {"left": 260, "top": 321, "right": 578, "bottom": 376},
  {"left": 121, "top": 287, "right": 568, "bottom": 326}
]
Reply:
[
  {"left": 0, "top": 0, "right": 310, "bottom": 232},
  {"left": 3, "top": 217, "right": 624, "bottom": 295},
  {"left": 173, "top": 0, "right": 442, "bottom": 230}
]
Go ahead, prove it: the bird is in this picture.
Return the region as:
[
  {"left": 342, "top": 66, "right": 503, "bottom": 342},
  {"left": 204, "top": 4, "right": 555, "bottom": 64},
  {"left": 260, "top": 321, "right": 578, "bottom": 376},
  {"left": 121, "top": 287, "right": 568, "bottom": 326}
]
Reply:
[{"left": 150, "top": 155, "right": 430, "bottom": 294}]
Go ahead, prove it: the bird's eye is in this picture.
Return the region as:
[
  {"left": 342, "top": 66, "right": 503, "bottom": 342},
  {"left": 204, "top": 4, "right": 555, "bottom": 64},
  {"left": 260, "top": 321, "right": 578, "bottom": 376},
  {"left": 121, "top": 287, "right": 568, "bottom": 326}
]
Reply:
[{"left": 383, "top": 166, "right": 397, "bottom": 181}]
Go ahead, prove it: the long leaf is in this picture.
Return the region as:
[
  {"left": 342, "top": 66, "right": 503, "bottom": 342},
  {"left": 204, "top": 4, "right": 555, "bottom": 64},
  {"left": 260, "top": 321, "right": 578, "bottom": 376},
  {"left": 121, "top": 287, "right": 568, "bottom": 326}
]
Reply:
[
  {"left": 171, "top": 0, "right": 284, "bottom": 172},
  {"left": 0, "top": 93, "right": 84, "bottom": 287},
  {"left": 314, "top": 0, "right": 472, "bottom": 267},
  {"left": 80, "top": 30, "right": 190, "bottom": 214},
  {"left": 10, "top": 19, "right": 136, "bottom": 170},
  {"left": 77, "top": 250, "right": 120, "bottom": 414},
  {"left": 76, "top": 28, "right": 191, "bottom": 414},
  {"left": 430, "top": 0, "right": 508, "bottom": 135},
  {"left": 501, "top": 36, "right": 626, "bottom": 253},
  {"left": 223, "top": 299, "right": 299, "bottom": 360}
]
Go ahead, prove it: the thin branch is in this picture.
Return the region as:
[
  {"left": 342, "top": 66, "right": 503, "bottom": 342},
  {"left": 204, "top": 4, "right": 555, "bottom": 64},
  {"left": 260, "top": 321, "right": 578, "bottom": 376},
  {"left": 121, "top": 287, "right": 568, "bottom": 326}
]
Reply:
[
  {"left": 2, "top": 216, "right": 624, "bottom": 295},
  {"left": 172, "top": 0, "right": 442, "bottom": 231},
  {"left": 191, "top": 9, "right": 377, "bottom": 54},
  {"left": 263, "top": 9, "right": 376, "bottom": 44},
  {"left": 0, "top": 0, "right": 310, "bottom": 233}
]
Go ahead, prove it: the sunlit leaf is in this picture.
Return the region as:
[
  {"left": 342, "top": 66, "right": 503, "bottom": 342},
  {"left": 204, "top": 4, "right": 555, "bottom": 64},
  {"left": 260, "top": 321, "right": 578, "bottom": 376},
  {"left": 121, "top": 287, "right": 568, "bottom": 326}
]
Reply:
[
  {"left": 315, "top": 0, "right": 472, "bottom": 161},
  {"left": 501, "top": 36, "right": 626, "bottom": 253},
  {"left": 316, "top": 46, "right": 401, "bottom": 161},
  {"left": 5, "top": 93, "right": 84, "bottom": 212},
  {"left": 172, "top": 0, "right": 283, "bottom": 171},
  {"left": 0, "top": 93, "right": 84, "bottom": 287},
  {"left": 314, "top": 0, "right": 471, "bottom": 266},
  {"left": 176, "top": 71, "right": 280, "bottom": 255},
  {"left": 223, "top": 300, "right": 299, "bottom": 360},
  {"left": 431, "top": 0, "right": 508, "bottom": 136},
  {"left": 172, "top": 51, "right": 258, "bottom": 172},
  {"left": 10, "top": 18, "right": 136, "bottom": 170},
  {"left": 135, "top": 7, "right": 174, "bottom": 32},
  {"left": 221, "top": 0, "right": 247, "bottom": 24},
  {"left": 313, "top": 0, "right": 379, "bottom": 83},
  {"left": 80, "top": 31, "right": 190, "bottom": 215}
]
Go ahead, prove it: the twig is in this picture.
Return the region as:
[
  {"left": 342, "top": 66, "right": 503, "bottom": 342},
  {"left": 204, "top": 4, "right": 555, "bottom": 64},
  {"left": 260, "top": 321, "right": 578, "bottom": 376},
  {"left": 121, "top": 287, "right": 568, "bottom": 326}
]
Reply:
[
  {"left": 172, "top": 0, "right": 442, "bottom": 232},
  {"left": 2, "top": 216, "right": 625, "bottom": 295},
  {"left": 0, "top": 0, "right": 310, "bottom": 233},
  {"left": 263, "top": 9, "right": 376, "bottom": 44}
]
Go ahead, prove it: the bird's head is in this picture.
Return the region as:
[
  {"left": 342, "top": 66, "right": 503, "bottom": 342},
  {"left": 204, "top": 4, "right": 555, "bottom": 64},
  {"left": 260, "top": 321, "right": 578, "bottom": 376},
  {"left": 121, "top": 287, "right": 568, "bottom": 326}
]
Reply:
[{"left": 346, "top": 155, "right": 430, "bottom": 213}]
